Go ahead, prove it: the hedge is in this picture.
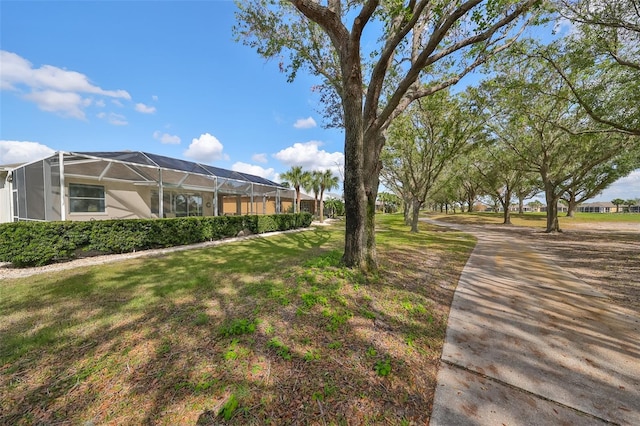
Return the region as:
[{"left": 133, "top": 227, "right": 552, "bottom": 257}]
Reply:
[{"left": 0, "top": 212, "right": 313, "bottom": 268}]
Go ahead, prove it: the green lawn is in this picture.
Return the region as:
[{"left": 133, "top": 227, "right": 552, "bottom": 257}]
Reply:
[
  {"left": 429, "top": 211, "right": 640, "bottom": 228},
  {"left": 0, "top": 214, "right": 474, "bottom": 425}
]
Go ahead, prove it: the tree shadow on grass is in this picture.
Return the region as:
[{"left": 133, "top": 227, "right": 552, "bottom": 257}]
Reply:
[{"left": 0, "top": 222, "right": 470, "bottom": 425}]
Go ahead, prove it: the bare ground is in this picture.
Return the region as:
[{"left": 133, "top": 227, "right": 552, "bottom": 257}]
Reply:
[
  {"left": 446, "top": 220, "right": 640, "bottom": 316},
  {"left": 522, "top": 226, "right": 640, "bottom": 316}
]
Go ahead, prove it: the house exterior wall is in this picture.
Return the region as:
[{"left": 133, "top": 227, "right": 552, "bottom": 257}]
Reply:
[
  {"left": 0, "top": 188, "right": 10, "bottom": 223},
  {"left": 3, "top": 152, "right": 296, "bottom": 222},
  {"left": 220, "top": 196, "right": 294, "bottom": 215},
  {"left": 66, "top": 178, "right": 152, "bottom": 221},
  {"left": 0, "top": 170, "right": 9, "bottom": 223}
]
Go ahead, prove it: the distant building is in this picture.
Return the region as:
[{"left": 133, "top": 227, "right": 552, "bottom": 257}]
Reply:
[{"left": 577, "top": 202, "right": 618, "bottom": 213}]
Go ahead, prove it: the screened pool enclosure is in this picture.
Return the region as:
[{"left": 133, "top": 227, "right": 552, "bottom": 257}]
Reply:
[{"left": 3, "top": 151, "right": 295, "bottom": 222}]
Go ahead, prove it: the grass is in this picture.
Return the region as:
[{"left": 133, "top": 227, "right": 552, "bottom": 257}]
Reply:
[
  {"left": 0, "top": 214, "right": 474, "bottom": 425},
  {"left": 429, "top": 211, "right": 640, "bottom": 229}
]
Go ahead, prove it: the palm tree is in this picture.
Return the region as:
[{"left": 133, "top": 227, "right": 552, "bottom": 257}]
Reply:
[
  {"left": 281, "top": 166, "right": 310, "bottom": 213},
  {"left": 304, "top": 171, "right": 322, "bottom": 216},
  {"left": 624, "top": 199, "right": 637, "bottom": 213},
  {"left": 319, "top": 170, "right": 339, "bottom": 222},
  {"left": 611, "top": 198, "right": 625, "bottom": 213}
]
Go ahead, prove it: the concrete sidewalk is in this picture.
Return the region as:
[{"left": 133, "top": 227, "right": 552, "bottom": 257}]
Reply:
[{"left": 429, "top": 222, "right": 640, "bottom": 425}]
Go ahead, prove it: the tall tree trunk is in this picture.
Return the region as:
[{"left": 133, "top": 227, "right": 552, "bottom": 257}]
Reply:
[
  {"left": 319, "top": 189, "right": 325, "bottom": 222},
  {"left": 362, "top": 133, "right": 383, "bottom": 270},
  {"left": 341, "top": 81, "right": 367, "bottom": 269},
  {"left": 518, "top": 196, "right": 524, "bottom": 214},
  {"left": 501, "top": 190, "right": 512, "bottom": 224},
  {"left": 410, "top": 198, "right": 422, "bottom": 232},
  {"left": 544, "top": 184, "right": 561, "bottom": 233},
  {"left": 566, "top": 193, "right": 577, "bottom": 218},
  {"left": 501, "top": 197, "right": 511, "bottom": 224},
  {"left": 403, "top": 197, "right": 411, "bottom": 224}
]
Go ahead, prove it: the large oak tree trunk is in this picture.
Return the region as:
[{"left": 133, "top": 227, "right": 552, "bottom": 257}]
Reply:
[
  {"left": 341, "top": 72, "right": 368, "bottom": 269},
  {"left": 404, "top": 198, "right": 411, "bottom": 224},
  {"left": 410, "top": 198, "right": 422, "bottom": 233},
  {"left": 544, "top": 184, "right": 561, "bottom": 233},
  {"left": 501, "top": 190, "right": 512, "bottom": 224},
  {"left": 566, "top": 193, "right": 577, "bottom": 217},
  {"left": 362, "top": 132, "right": 384, "bottom": 270}
]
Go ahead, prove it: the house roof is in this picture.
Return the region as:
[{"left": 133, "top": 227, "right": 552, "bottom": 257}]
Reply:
[{"left": 72, "top": 151, "right": 283, "bottom": 187}]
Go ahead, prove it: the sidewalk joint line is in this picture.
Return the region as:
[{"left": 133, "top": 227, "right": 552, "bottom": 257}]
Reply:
[{"left": 440, "top": 359, "right": 620, "bottom": 425}]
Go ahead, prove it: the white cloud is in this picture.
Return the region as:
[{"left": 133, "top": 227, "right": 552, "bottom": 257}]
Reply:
[
  {"left": 251, "top": 153, "right": 268, "bottom": 163},
  {"left": 232, "top": 162, "right": 276, "bottom": 180},
  {"left": 153, "top": 131, "right": 181, "bottom": 145},
  {"left": 592, "top": 169, "right": 640, "bottom": 202},
  {"left": 293, "top": 116, "right": 317, "bottom": 129},
  {"left": 152, "top": 95, "right": 159, "bottom": 101},
  {"left": 274, "top": 141, "right": 344, "bottom": 175},
  {"left": 0, "top": 140, "right": 55, "bottom": 165},
  {"left": 95, "top": 99, "right": 106, "bottom": 107},
  {"left": 97, "top": 112, "right": 128, "bottom": 126},
  {"left": 112, "top": 99, "right": 124, "bottom": 107},
  {"left": 1, "top": 50, "right": 131, "bottom": 119},
  {"left": 24, "top": 90, "right": 87, "bottom": 119},
  {"left": 553, "top": 17, "right": 577, "bottom": 37},
  {"left": 184, "top": 133, "right": 228, "bottom": 163},
  {"left": 135, "top": 102, "right": 156, "bottom": 114}
]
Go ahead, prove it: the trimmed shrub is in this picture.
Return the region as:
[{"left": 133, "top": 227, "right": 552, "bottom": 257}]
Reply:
[{"left": 0, "top": 212, "right": 313, "bottom": 268}]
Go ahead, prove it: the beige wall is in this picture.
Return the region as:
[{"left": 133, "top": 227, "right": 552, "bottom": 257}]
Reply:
[
  {"left": 66, "top": 180, "right": 297, "bottom": 220},
  {"left": 66, "top": 179, "right": 152, "bottom": 221},
  {"left": 221, "top": 196, "right": 295, "bottom": 215}
]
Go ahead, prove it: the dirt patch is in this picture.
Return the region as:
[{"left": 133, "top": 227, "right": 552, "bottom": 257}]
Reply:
[
  {"left": 458, "top": 221, "right": 640, "bottom": 316},
  {"left": 523, "top": 228, "right": 640, "bottom": 315}
]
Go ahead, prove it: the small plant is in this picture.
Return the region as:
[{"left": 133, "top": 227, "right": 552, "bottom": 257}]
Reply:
[
  {"left": 270, "top": 289, "right": 291, "bottom": 306},
  {"left": 303, "top": 349, "right": 320, "bottom": 362},
  {"left": 224, "top": 339, "right": 245, "bottom": 361},
  {"left": 218, "top": 393, "right": 239, "bottom": 421},
  {"left": 323, "top": 379, "right": 338, "bottom": 398},
  {"left": 219, "top": 318, "right": 257, "bottom": 337},
  {"left": 360, "top": 307, "right": 376, "bottom": 319},
  {"left": 303, "top": 250, "right": 342, "bottom": 268},
  {"left": 365, "top": 347, "right": 377, "bottom": 358},
  {"left": 193, "top": 374, "right": 217, "bottom": 393},
  {"left": 374, "top": 357, "right": 392, "bottom": 377},
  {"left": 402, "top": 299, "right": 428, "bottom": 315},
  {"left": 301, "top": 292, "right": 328, "bottom": 308},
  {"left": 267, "top": 337, "right": 292, "bottom": 360},
  {"left": 299, "top": 337, "right": 311, "bottom": 345},
  {"left": 327, "top": 341, "right": 342, "bottom": 350},
  {"left": 157, "top": 338, "right": 171, "bottom": 356},
  {"left": 193, "top": 312, "right": 209, "bottom": 326},
  {"left": 322, "top": 308, "right": 352, "bottom": 332},
  {"left": 405, "top": 334, "right": 416, "bottom": 348}
]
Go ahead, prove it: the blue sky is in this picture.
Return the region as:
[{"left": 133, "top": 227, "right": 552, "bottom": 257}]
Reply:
[
  {"left": 1, "top": 1, "right": 637, "bottom": 202},
  {"left": 1, "top": 1, "right": 344, "bottom": 183}
]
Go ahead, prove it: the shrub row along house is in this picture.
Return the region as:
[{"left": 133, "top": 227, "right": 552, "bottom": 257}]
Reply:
[{"left": 0, "top": 151, "right": 296, "bottom": 223}]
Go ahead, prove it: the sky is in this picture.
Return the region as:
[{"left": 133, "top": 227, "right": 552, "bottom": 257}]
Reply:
[{"left": 0, "top": 1, "right": 637, "bottom": 203}]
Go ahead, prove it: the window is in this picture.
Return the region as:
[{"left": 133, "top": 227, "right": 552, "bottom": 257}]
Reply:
[
  {"left": 69, "top": 184, "right": 105, "bottom": 213},
  {"left": 151, "top": 190, "right": 203, "bottom": 217}
]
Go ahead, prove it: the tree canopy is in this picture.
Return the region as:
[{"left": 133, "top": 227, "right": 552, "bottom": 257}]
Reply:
[{"left": 235, "top": 0, "right": 539, "bottom": 269}]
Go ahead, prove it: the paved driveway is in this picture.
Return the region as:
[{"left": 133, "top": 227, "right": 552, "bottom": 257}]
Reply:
[{"left": 429, "top": 221, "right": 640, "bottom": 425}]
